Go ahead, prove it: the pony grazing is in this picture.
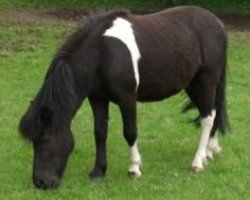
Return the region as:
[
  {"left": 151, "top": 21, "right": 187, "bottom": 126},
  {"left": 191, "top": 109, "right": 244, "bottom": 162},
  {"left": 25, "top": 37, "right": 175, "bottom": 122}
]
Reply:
[{"left": 19, "top": 6, "right": 230, "bottom": 189}]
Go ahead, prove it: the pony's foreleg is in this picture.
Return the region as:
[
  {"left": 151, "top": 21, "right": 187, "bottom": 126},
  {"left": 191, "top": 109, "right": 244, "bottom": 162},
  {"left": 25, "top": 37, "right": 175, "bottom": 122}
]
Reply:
[
  {"left": 89, "top": 99, "right": 109, "bottom": 180},
  {"left": 192, "top": 110, "right": 216, "bottom": 172},
  {"left": 119, "top": 97, "right": 142, "bottom": 178}
]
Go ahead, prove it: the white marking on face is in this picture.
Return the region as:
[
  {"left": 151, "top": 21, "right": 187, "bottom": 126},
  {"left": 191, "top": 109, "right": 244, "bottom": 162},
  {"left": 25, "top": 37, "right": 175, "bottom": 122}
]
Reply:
[
  {"left": 103, "top": 17, "right": 141, "bottom": 91},
  {"left": 192, "top": 110, "right": 216, "bottom": 171},
  {"left": 128, "top": 141, "right": 142, "bottom": 176}
]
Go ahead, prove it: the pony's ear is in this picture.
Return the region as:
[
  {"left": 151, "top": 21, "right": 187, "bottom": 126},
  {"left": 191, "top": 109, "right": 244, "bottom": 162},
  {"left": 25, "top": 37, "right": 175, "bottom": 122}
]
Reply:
[{"left": 40, "top": 106, "right": 53, "bottom": 124}]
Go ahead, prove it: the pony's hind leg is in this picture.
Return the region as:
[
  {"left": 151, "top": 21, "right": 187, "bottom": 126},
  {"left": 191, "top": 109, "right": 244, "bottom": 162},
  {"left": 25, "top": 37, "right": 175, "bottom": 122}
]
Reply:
[
  {"left": 186, "top": 75, "right": 217, "bottom": 172},
  {"left": 206, "top": 130, "right": 222, "bottom": 160},
  {"left": 192, "top": 110, "right": 216, "bottom": 171}
]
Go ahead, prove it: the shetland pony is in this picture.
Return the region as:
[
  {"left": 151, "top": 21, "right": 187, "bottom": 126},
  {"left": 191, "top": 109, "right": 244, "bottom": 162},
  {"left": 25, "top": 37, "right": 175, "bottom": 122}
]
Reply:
[{"left": 19, "top": 6, "right": 230, "bottom": 189}]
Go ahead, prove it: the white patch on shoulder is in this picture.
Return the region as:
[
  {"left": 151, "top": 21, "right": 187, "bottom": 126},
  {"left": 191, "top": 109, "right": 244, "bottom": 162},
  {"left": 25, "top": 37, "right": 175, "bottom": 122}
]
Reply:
[{"left": 103, "top": 17, "right": 141, "bottom": 91}]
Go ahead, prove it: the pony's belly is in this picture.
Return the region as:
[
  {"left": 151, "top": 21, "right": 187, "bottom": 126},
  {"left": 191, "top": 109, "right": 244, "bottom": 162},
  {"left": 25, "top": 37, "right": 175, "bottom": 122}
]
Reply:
[
  {"left": 136, "top": 69, "right": 191, "bottom": 102},
  {"left": 137, "top": 85, "right": 182, "bottom": 102}
]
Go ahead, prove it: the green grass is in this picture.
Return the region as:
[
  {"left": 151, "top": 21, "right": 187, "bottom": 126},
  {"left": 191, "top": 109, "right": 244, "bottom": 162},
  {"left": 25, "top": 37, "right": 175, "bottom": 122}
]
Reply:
[
  {"left": 0, "top": 0, "right": 250, "bottom": 14},
  {"left": 0, "top": 10, "right": 250, "bottom": 200},
  {"left": 0, "top": 0, "right": 169, "bottom": 12},
  {"left": 186, "top": 0, "right": 250, "bottom": 14}
]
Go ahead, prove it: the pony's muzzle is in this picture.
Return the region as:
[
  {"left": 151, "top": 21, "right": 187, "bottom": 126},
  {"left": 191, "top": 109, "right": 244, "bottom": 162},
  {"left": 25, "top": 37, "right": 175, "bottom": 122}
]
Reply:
[{"left": 33, "top": 173, "right": 60, "bottom": 189}]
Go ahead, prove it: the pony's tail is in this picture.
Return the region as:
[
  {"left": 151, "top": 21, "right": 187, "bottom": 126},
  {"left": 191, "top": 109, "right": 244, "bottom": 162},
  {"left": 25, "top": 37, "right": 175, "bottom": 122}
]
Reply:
[{"left": 213, "top": 55, "right": 231, "bottom": 135}]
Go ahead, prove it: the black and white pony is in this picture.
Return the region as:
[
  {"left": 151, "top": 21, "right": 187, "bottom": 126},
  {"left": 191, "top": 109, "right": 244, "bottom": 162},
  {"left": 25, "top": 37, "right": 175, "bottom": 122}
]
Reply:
[{"left": 19, "top": 6, "right": 230, "bottom": 189}]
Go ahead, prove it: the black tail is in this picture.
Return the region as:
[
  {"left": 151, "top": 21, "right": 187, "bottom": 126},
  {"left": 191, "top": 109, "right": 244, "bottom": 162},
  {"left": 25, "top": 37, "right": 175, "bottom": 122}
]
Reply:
[{"left": 213, "top": 58, "right": 231, "bottom": 134}]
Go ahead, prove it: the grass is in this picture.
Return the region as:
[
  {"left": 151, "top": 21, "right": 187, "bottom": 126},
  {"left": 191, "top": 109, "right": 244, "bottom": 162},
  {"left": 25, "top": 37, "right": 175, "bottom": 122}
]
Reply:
[
  {"left": 0, "top": 0, "right": 170, "bottom": 12},
  {"left": 186, "top": 0, "right": 250, "bottom": 14},
  {"left": 0, "top": 9, "right": 250, "bottom": 200},
  {"left": 0, "top": 0, "right": 250, "bottom": 14}
]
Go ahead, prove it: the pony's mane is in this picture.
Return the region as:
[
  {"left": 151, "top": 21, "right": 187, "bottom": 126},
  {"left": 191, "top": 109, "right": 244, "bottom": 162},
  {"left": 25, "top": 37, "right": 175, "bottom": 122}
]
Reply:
[
  {"left": 37, "top": 61, "right": 76, "bottom": 121},
  {"left": 54, "top": 9, "right": 129, "bottom": 63},
  {"left": 19, "top": 61, "right": 77, "bottom": 141},
  {"left": 42, "top": 9, "right": 130, "bottom": 117}
]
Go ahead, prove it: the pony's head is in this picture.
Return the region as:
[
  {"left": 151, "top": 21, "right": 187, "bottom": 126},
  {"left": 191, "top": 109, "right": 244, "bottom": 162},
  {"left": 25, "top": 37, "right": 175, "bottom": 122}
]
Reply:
[
  {"left": 19, "top": 60, "right": 78, "bottom": 189},
  {"left": 19, "top": 101, "right": 74, "bottom": 189}
]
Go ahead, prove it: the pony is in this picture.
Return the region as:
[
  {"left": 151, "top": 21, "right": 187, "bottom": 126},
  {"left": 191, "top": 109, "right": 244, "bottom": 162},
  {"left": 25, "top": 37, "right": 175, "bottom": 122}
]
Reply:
[{"left": 19, "top": 6, "right": 230, "bottom": 189}]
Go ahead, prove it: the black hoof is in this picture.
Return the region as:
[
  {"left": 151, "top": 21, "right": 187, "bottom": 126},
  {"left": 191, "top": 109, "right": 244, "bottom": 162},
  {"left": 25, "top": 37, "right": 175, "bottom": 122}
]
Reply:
[
  {"left": 127, "top": 171, "right": 141, "bottom": 179},
  {"left": 89, "top": 175, "right": 103, "bottom": 182},
  {"left": 89, "top": 167, "right": 106, "bottom": 182}
]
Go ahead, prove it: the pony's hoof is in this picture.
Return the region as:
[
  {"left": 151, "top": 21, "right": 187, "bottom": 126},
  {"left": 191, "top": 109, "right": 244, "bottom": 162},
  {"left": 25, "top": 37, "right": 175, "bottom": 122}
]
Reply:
[
  {"left": 128, "top": 170, "right": 141, "bottom": 179},
  {"left": 206, "top": 150, "right": 214, "bottom": 160},
  {"left": 192, "top": 154, "right": 207, "bottom": 171},
  {"left": 128, "top": 163, "right": 141, "bottom": 179},
  {"left": 89, "top": 176, "right": 103, "bottom": 182},
  {"left": 191, "top": 165, "right": 203, "bottom": 173},
  {"left": 203, "top": 157, "right": 209, "bottom": 165},
  {"left": 213, "top": 147, "right": 222, "bottom": 155},
  {"left": 89, "top": 169, "right": 105, "bottom": 182},
  {"left": 207, "top": 154, "right": 213, "bottom": 161}
]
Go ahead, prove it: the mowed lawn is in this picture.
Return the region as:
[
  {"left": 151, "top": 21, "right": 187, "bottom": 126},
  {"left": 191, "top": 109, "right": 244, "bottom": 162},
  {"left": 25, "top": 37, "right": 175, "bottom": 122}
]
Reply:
[{"left": 0, "top": 10, "right": 250, "bottom": 200}]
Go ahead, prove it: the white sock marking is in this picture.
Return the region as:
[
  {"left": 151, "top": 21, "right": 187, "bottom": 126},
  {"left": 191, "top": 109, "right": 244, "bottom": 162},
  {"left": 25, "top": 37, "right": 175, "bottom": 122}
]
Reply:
[
  {"left": 128, "top": 141, "right": 142, "bottom": 176},
  {"left": 103, "top": 17, "right": 141, "bottom": 91},
  {"left": 207, "top": 132, "right": 222, "bottom": 155},
  {"left": 192, "top": 110, "right": 216, "bottom": 171}
]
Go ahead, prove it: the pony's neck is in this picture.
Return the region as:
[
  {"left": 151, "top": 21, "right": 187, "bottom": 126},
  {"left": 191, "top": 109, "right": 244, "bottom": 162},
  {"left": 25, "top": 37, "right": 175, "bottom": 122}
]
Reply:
[{"left": 38, "top": 60, "right": 88, "bottom": 124}]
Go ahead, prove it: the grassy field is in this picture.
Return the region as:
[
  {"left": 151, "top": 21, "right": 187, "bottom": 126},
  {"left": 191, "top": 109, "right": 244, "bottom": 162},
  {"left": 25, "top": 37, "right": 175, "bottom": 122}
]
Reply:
[
  {"left": 0, "top": 9, "right": 250, "bottom": 200},
  {"left": 0, "top": 0, "right": 250, "bottom": 14}
]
